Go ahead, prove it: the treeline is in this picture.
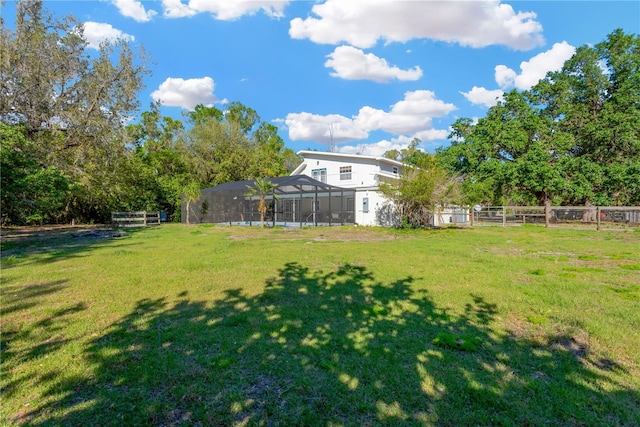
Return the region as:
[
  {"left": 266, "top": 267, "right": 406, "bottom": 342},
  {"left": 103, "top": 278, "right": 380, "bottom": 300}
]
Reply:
[
  {"left": 2, "top": 2, "right": 638, "bottom": 227},
  {"left": 380, "top": 29, "right": 639, "bottom": 228},
  {"left": 436, "top": 29, "right": 640, "bottom": 207},
  {"left": 1, "top": 1, "right": 299, "bottom": 225}
]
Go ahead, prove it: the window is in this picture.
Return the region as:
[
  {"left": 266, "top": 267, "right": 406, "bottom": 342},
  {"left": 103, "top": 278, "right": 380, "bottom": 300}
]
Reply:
[
  {"left": 312, "top": 168, "right": 327, "bottom": 183},
  {"left": 340, "top": 166, "right": 352, "bottom": 181}
]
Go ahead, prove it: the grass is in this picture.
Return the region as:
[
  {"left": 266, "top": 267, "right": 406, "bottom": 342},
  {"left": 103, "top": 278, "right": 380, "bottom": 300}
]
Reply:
[{"left": 1, "top": 224, "right": 639, "bottom": 426}]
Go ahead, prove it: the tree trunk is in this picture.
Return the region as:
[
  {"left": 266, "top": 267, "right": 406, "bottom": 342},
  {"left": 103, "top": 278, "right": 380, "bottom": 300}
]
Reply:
[{"left": 259, "top": 196, "right": 265, "bottom": 228}]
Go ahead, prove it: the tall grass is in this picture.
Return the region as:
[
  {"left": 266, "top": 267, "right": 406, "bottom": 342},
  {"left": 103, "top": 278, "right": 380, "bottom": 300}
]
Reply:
[{"left": 2, "top": 224, "right": 639, "bottom": 426}]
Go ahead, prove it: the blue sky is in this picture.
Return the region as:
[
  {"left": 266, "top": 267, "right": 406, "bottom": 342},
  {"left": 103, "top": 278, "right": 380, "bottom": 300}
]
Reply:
[{"left": 2, "top": 1, "right": 639, "bottom": 156}]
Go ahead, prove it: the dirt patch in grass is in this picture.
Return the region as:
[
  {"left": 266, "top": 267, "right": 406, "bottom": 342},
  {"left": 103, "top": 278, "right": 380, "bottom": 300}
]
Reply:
[
  {"left": 1, "top": 224, "right": 106, "bottom": 240},
  {"left": 505, "top": 313, "right": 547, "bottom": 345},
  {"left": 1, "top": 225, "right": 128, "bottom": 259},
  {"left": 223, "top": 226, "right": 402, "bottom": 242}
]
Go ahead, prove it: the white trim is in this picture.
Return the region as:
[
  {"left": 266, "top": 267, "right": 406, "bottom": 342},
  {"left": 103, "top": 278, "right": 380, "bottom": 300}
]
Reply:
[
  {"left": 291, "top": 163, "right": 307, "bottom": 175},
  {"left": 296, "top": 150, "right": 404, "bottom": 168}
]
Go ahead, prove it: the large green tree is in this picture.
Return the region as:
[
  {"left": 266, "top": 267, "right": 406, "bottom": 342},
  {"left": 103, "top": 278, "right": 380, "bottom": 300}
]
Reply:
[
  {"left": 1, "top": 0, "right": 150, "bottom": 223},
  {"left": 126, "top": 102, "right": 189, "bottom": 221},
  {"left": 438, "top": 29, "right": 640, "bottom": 207},
  {"left": 0, "top": 1, "right": 300, "bottom": 225},
  {"left": 251, "top": 121, "right": 299, "bottom": 178},
  {"left": 438, "top": 91, "right": 573, "bottom": 206},
  {"left": 0, "top": 123, "right": 71, "bottom": 224},
  {"left": 186, "top": 109, "right": 254, "bottom": 185},
  {"left": 383, "top": 138, "right": 432, "bottom": 167},
  {"left": 183, "top": 103, "right": 299, "bottom": 187}
]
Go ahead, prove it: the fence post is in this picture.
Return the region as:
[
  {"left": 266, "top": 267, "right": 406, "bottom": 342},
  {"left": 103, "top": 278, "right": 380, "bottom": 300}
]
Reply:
[
  {"left": 596, "top": 206, "right": 601, "bottom": 231},
  {"left": 502, "top": 206, "right": 506, "bottom": 227},
  {"left": 545, "top": 204, "right": 550, "bottom": 228}
]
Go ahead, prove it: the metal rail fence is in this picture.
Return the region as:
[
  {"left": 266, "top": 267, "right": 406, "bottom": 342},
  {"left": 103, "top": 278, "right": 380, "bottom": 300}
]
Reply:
[{"left": 472, "top": 206, "right": 640, "bottom": 230}]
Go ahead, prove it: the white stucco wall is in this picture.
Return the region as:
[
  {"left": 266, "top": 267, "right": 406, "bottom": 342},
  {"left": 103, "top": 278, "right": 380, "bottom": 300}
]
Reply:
[
  {"left": 292, "top": 151, "right": 404, "bottom": 226},
  {"left": 292, "top": 151, "right": 402, "bottom": 189},
  {"left": 354, "top": 188, "right": 398, "bottom": 226}
]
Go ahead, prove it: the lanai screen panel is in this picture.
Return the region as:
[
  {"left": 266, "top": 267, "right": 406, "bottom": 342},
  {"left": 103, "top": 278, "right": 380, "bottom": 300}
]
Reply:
[{"left": 183, "top": 176, "right": 355, "bottom": 226}]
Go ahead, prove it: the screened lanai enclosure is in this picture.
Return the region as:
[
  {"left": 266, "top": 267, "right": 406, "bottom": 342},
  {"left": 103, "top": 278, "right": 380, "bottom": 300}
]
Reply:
[{"left": 182, "top": 176, "right": 356, "bottom": 227}]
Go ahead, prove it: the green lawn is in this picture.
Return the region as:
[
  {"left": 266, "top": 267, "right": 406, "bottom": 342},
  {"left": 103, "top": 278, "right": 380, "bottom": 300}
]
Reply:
[{"left": 2, "top": 224, "right": 639, "bottom": 426}]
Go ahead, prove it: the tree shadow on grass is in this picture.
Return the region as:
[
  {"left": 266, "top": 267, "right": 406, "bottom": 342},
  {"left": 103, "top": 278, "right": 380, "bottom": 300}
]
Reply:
[
  {"left": 12, "top": 263, "right": 640, "bottom": 426},
  {"left": 1, "top": 279, "right": 89, "bottom": 407},
  {"left": 1, "top": 280, "right": 70, "bottom": 316}
]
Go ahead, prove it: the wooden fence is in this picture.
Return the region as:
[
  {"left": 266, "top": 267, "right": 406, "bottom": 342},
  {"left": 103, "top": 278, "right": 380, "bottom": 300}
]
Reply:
[
  {"left": 472, "top": 206, "right": 640, "bottom": 230},
  {"left": 111, "top": 211, "right": 161, "bottom": 228}
]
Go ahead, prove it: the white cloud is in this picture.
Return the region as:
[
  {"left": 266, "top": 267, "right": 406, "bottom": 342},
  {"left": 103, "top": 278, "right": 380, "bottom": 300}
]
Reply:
[
  {"left": 495, "top": 41, "right": 575, "bottom": 90},
  {"left": 82, "top": 22, "right": 134, "bottom": 49},
  {"left": 325, "top": 46, "right": 422, "bottom": 82},
  {"left": 337, "top": 140, "right": 405, "bottom": 157},
  {"left": 285, "top": 112, "right": 368, "bottom": 144},
  {"left": 151, "top": 77, "right": 219, "bottom": 110},
  {"left": 290, "top": 0, "right": 544, "bottom": 50},
  {"left": 283, "top": 90, "right": 456, "bottom": 144},
  {"left": 356, "top": 90, "right": 456, "bottom": 135},
  {"left": 413, "top": 128, "right": 449, "bottom": 142},
  {"left": 494, "top": 64, "right": 517, "bottom": 89},
  {"left": 464, "top": 41, "right": 575, "bottom": 108},
  {"left": 162, "top": 0, "right": 197, "bottom": 18},
  {"left": 336, "top": 133, "right": 448, "bottom": 157},
  {"left": 163, "top": 0, "right": 289, "bottom": 20},
  {"left": 461, "top": 86, "right": 504, "bottom": 108},
  {"left": 112, "top": 0, "right": 157, "bottom": 22}
]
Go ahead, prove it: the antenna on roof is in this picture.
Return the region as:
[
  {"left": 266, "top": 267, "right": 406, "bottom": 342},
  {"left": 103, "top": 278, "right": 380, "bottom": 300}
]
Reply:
[{"left": 328, "top": 122, "right": 337, "bottom": 153}]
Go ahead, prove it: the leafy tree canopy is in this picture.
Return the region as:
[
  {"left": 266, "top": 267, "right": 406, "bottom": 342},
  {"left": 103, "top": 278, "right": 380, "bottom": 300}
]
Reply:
[
  {"left": 0, "top": 1, "right": 298, "bottom": 225},
  {"left": 437, "top": 29, "right": 640, "bottom": 206}
]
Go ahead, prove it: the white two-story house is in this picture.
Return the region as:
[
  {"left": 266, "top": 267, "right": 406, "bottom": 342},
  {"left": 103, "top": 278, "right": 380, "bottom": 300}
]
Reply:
[{"left": 291, "top": 150, "right": 404, "bottom": 226}]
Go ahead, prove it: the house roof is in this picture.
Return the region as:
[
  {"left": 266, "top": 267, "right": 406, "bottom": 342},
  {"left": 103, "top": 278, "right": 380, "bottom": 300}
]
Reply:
[
  {"left": 295, "top": 150, "right": 404, "bottom": 167},
  {"left": 290, "top": 150, "right": 404, "bottom": 176},
  {"left": 201, "top": 175, "right": 354, "bottom": 195}
]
